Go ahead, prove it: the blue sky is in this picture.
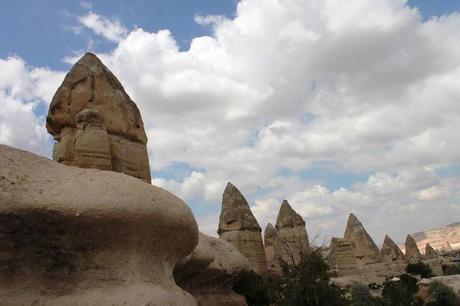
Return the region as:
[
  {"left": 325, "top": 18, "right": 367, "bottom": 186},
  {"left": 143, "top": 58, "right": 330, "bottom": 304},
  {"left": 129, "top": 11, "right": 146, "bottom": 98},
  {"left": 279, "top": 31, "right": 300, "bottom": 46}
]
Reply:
[{"left": 1, "top": 0, "right": 460, "bottom": 243}]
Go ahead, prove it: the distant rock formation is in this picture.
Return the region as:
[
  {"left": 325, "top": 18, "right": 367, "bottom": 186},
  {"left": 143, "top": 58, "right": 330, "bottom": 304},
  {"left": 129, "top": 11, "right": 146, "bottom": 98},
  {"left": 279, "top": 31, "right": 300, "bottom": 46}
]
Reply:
[
  {"left": 405, "top": 234, "right": 423, "bottom": 261},
  {"left": 380, "top": 235, "right": 408, "bottom": 275},
  {"left": 425, "top": 243, "right": 438, "bottom": 258},
  {"left": 0, "top": 144, "right": 198, "bottom": 305},
  {"left": 412, "top": 222, "right": 460, "bottom": 251},
  {"left": 264, "top": 223, "right": 281, "bottom": 276},
  {"left": 175, "top": 233, "right": 250, "bottom": 306},
  {"left": 342, "top": 213, "right": 386, "bottom": 283},
  {"left": 275, "top": 200, "right": 309, "bottom": 265},
  {"left": 218, "top": 182, "right": 267, "bottom": 275},
  {"left": 46, "top": 52, "right": 151, "bottom": 182}
]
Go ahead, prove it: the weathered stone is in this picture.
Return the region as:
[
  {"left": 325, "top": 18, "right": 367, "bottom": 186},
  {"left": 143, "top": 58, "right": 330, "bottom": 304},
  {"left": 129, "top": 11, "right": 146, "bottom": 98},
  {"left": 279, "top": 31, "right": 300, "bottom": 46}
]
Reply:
[
  {"left": 419, "top": 275, "right": 460, "bottom": 296},
  {"left": 275, "top": 200, "right": 309, "bottom": 265},
  {"left": 0, "top": 144, "right": 198, "bottom": 305},
  {"left": 412, "top": 222, "right": 460, "bottom": 251},
  {"left": 327, "top": 237, "right": 360, "bottom": 278},
  {"left": 218, "top": 182, "right": 267, "bottom": 275},
  {"left": 175, "top": 233, "right": 250, "bottom": 306},
  {"left": 425, "top": 243, "right": 438, "bottom": 258},
  {"left": 46, "top": 52, "right": 151, "bottom": 182},
  {"left": 405, "top": 234, "right": 423, "bottom": 261},
  {"left": 264, "top": 223, "right": 281, "bottom": 276},
  {"left": 380, "top": 235, "right": 408, "bottom": 276}
]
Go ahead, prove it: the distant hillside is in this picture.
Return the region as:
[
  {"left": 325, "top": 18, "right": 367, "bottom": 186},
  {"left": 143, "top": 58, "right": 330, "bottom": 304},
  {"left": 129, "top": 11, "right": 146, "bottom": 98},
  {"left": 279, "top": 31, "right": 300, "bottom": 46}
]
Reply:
[{"left": 411, "top": 221, "right": 460, "bottom": 252}]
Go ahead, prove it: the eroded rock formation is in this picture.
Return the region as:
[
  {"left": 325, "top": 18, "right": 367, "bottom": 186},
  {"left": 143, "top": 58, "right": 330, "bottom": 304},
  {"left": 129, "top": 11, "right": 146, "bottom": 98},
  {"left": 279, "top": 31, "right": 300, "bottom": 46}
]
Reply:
[
  {"left": 46, "top": 52, "right": 151, "bottom": 182},
  {"left": 425, "top": 243, "right": 438, "bottom": 257},
  {"left": 0, "top": 144, "right": 198, "bottom": 305},
  {"left": 275, "top": 200, "right": 309, "bottom": 265},
  {"left": 175, "top": 233, "right": 250, "bottom": 306},
  {"left": 412, "top": 222, "right": 460, "bottom": 251},
  {"left": 264, "top": 223, "right": 281, "bottom": 276},
  {"left": 343, "top": 213, "right": 386, "bottom": 283},
  {"left": 380, "top": 235, "right": 408, "bottom": 275},
  {"left": 218, "top": 182, "right": 267, "bottom": 275},
  {"left": 328, "top": 237, "right": 360, "bottom": 278},
  {"left": 405, "top": 234, "right": 423, "bottom": 261}
]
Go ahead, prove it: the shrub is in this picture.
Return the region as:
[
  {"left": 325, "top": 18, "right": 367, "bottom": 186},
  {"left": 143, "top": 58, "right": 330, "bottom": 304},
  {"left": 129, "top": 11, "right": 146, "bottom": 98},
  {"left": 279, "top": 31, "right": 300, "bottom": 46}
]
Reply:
[
  {"left": 406, "top": 262, "right": 434, "bottom": 279},
  {"left": 425, "top": 281, "right": 460, "bottom": 306},
  {"left": 233, "top": 270, "right": 270, "bottom": 306},
  {"left": 351, "top": 283, "right": 383, "bottom": 306},
  {"left": 381, "top": 274, "right": 422, "bottom": 306},
  {"left": 443, "top": 264, "right": 460, "bottom": 276}
]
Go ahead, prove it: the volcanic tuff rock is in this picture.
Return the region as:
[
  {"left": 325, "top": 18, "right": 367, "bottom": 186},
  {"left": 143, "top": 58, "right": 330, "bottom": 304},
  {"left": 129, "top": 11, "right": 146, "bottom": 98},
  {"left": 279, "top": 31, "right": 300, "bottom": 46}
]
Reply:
[
  {"left": 412, "top": 222, "right": 460, "bottom": 251},
  {"left": 275, "top": 200, "right": 310, "bottom": 265},
  {"left": 218, "top": 182, "right": 267, "bottom": 275},
  {"left": 380, "top": 235, "right": 408, "bottom": 275},
  {"left": 405, "top": 234, "right": 423, "bottom": 261},
  {"left": 46, "top": 52, "right": 151, "bottom": 182},
  {"left": 343, "top": 214, "right": 386, "bottom": 283},
  {"left": 264, "top": 223, "right": 281, "bottom": 276},
  {"left": 0, "top": 144, "right": 198, "bottom": 305},
  {"left": 175, "top": 233, "right": 250, "bottom": 306},
  {"left": 327, "top": 237, "right": 360, "bottom": 278},
  {"left": 425, "top": 243, "right": 438, "bottom": 257}
]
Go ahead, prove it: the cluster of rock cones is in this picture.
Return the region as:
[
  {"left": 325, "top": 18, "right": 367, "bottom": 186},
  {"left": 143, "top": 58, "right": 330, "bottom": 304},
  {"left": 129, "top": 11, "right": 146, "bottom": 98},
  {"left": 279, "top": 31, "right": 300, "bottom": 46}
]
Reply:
[{"left": 0, "top": 53, "right": 450, "bottom": 305}]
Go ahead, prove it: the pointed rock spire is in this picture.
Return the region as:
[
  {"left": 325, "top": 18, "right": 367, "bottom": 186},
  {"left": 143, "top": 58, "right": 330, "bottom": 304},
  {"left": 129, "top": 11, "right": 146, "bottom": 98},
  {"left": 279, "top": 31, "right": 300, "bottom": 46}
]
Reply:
[
  {"left": 46, "top": 52, "right": 151, "bottom": 182},
  {"left": 218, "top": 182, "right": 261, "bottom": 233},
  {"left": 264, "top": 223, "right": 277, "bottom": 242},
  {"left": 343, "top": 213, "right": 380, "bottom": 257},
  {"left": 275, "top": 200, "right": 305, "bottom": 229},
  {"left": 381, "top": 235, "right": 406, "bottom": 260},
  {"left": 405, "top": 234, "right": 422, "bottom": 260},
  {"left": 264, "top": 223, "right": 281, "bottom": 276},
  {"left": 218, "top": 182, "right": 267, "bottom": 275},
  {"left": 425, "top": 243, "right": 438, "bottom": 257}
]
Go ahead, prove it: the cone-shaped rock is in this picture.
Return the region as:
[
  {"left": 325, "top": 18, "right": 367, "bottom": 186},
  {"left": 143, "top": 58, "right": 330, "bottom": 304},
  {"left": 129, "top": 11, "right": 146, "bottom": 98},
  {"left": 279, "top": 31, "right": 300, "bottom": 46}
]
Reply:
[
  {"left": 343, "top": 213, "right": 386, "bottom": 283},
  {"left": 275, "top": 200, "right": 310, "bottom": 265},
  {"left": 46, "top": 52, "right": 151, "bottom": 182},
  {"left": 327, "top": 237, "right": 360, "bottom": 278},
  {"left": 344, "top": 213, "right": 380, "bottom": 257},
  {"left": 380, "top": 235, "right": 408, "bottom": 275},
  {"left": 405, "top": 234, "right": 422, "bottom": 261},
  {"left": 218, "top": 182, "right": 267, "bottom": 275},
  {"left": 264, "top": 223, "right": 281, "bottom": 276},
  {"left": 425, "top": 243, "right": 438, "bottom": 257}
]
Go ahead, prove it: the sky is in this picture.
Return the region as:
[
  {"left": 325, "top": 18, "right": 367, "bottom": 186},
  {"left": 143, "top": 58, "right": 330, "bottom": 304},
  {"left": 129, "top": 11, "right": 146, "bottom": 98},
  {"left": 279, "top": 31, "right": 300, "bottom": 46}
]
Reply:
[{"left": 1, "top": 0, "right": 460, "bottom": 245}]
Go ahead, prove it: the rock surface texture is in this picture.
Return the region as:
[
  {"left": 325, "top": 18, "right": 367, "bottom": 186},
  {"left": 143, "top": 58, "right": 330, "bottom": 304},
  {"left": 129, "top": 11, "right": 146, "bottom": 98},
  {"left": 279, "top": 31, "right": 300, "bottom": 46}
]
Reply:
[
  {"left": 275, "top": 200, "right": 309, "bottom": 265},
  {"left": 425, "top": 243, "right": 438, "bottom": 257},
  {"left": 264, "top": 223, "right": 281, "bottom": 276},
  {"left": 46, "top": 52, "right": 151, "bottom": 182},
  {"left": 218, "top": 182, "right": 267, "bottom": 275},
  {"left": 412, "top": 222, "right": 460, "bottom": 251},
  {"left": 380, "top": 235, "right": 408, "bottom": 275},
  {"left": 343, "top": 214, "right": 386, "bottom": 282},
  {"left": 0, "top": 144, "right": 198, "bottom": 305},
  {"left": 174, "top": 233, "right": 250, "bottom": 306},
  {"left": 328, "top": 237, "right": 360, "bottom": 278},
  {"left": 405, "top": 234, "right": 423, "bottom": 261}
]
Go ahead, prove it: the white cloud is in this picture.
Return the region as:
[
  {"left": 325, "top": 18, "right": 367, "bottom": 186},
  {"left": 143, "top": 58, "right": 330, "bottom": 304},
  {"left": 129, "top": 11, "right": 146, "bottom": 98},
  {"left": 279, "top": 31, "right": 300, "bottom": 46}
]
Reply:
[
  {"left": 3, "top": 0, "right": 460, "bottom": 242},
  {"left": 77, "top": 12, "right": 127, "bottom": 42},
  {"left": 80, "top": 1, "right": 92, "bottom": 10}
]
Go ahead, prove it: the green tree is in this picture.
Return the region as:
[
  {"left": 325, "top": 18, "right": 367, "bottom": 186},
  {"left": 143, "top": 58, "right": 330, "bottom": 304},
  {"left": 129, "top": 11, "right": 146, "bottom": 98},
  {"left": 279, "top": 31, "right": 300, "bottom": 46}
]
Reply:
[
  {"left": 351, "top": 283, "right": 383, "bottom": 306},
  {"left": 233, "top": 271, "right": 270, "bottom": 306},
  {"left": 443, "top": 264, "right": 460, "bottom": 276},
  {"left": 381, "top": 274, "right": 422, "bottom": 306}
]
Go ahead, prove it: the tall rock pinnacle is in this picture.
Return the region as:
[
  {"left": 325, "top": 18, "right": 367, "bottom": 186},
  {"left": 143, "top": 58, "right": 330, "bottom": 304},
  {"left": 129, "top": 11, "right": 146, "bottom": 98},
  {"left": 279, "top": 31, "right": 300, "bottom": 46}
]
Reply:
[
  {"left": 425, "top": 243, "right": 438, "bottom": 257},
  {"left": 218, "top": 182, "right": 267, "bottom": 274},
  {"left": 405, "top": 234, "right": 422, "bottom": 260},
  {"left": 46, "top": 52, "right": 151, "bottom": 182},
  {"left": 380, "top": 234, "right": 408, "bottom": 275},
  {"left": 275, "top": 200, "right": 310, "bottom": 265},
  {"left": 343, "top": 213, "right": 380, "bottom": 257},
  {"left": 264, "top": 223, "right": 281, "bottom": 276}
]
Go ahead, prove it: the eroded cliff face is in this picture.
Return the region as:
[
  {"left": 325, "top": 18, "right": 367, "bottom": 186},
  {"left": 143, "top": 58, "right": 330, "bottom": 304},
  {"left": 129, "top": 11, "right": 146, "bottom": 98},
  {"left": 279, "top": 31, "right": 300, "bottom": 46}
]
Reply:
[
  {"left": 46, "top": 52, "right": 151, "bottom": 182},
  {"left": 412, "top": 222, "right": 460, "bottom": 252},
  {"left": 218, "top": 182, "right": 267, "bottom": 275}
]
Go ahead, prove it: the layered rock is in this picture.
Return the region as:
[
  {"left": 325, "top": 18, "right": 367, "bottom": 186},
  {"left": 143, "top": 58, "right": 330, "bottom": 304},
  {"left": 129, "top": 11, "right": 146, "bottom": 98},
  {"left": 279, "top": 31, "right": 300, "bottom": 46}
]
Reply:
[
  {"left": 46, "top": 52, "right": 151, "bottom": 182},
  {"left": 327, "top": 237, "right": 360, "bottom": 278},
  {"left": 412, "top": 222, "right": 460, "bottom": 251},
  {"left": 425, "top": 243, "right": 438, "bottom": 257},
  {"left": 343, "top": 213, "right": 386, "bottom": 282},
  {"left": 380, "top": 235, "right": 408, "bottom": 276},
  {"left": 264, "top": 223, "right": 281, "bottom": 276},
  {"left": 175, "top": 233, "right": 250, "bottom": 306},
  {"left": 218, "top": 182, "right": 267, "bottom": 275},
  {"left": 0, "top": 144, "right": 198, "bottom": 305},
  {"left": 405, "top": 234, "right": 423, "bottom": 261},
  {"left": 275, "top": 200, "right": 309, "bottom": 265}
]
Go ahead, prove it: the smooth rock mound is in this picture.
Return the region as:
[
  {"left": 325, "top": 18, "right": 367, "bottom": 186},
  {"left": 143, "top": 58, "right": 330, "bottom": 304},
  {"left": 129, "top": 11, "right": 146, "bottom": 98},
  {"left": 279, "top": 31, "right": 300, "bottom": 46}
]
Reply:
[
  {"left": 218, "top": 182, "right": 267, "bottom": 275},
  {"left": 175, "top": 233, "right": 250, "bottom": 306},
  {"left": 0, "top": 144, "right": 198, "bottom": 305},
  {"left": 46, "top": 52, "right": 151, "bottom": 182}
]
